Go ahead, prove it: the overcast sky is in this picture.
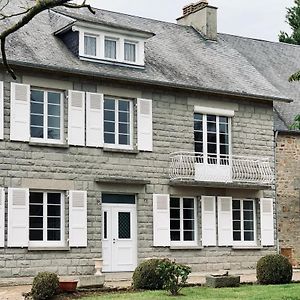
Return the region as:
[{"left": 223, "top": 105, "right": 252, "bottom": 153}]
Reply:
[{"left": 84, "top": 0, "right": 294, "bottom": 42}]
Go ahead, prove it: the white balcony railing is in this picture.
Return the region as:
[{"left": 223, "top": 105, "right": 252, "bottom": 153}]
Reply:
[{"left": 169, "top": 152, "right": 274, "bottom": 185}]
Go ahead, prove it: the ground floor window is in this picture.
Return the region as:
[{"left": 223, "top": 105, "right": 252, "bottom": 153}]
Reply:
[
  {"left": 170, "top": 197, "right": 197, "bottom": 245},
  {"left": 232, "top": 199, "right": 256, "bottom": 245},
  {"left": 29, "top": 191, "right": 64, "bottom": 246}
]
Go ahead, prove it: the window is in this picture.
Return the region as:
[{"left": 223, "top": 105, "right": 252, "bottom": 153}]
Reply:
[
  {"left": 105, "top": 38, "right": 117, "bottom": 60},
  {"left": 124, "top": 41, "right": 136, "bottom": 62},
  {"left": 104, "top": 97, "right": 132, "bottom": 148},
  {"left": 84, "top": 34, "right": 97, "bottom": 56},
  {"left": 29, "top": 191, "right": 64, "bottom": 247},
  {"left": 232, "top": 199, "right": 256, "bottom": 245},
  {"left": 194, "top": 113, "right": 230, "bottom": 164},
  {"left": 30, "top": 89, "right": 63, "bottom": 143},
  {"left": 170, "top": 197, "right": 197, "bottom": 245}
]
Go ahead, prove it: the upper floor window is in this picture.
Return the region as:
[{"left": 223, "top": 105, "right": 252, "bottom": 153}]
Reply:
[
  {"left": 104, "top": 97, "right": 132, "bottom": 149},
  {"left": 29, "top": 191, "right": 64, "bottom": 247},
  {"left": 124, "top": 41, "right": 136, "bottom": 62},
  {"left": 84, "top": 34, "right": 97, "bottom": 56},
  {"left": 30, "top": 89, "right": 63, "bottom": 143},
  {"left": 194, "top": 113, "right": 230, "bottom": 165},
  {"left": 105, "top": 37, "right": 117, "bottom": 60},
  {"left": 170, "top": 197, "right": 197, "bottom": 246}
]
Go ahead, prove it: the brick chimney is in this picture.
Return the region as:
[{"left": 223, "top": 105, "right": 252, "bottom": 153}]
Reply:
[{"left": 177, "top": 1, "right": 218, "bottom": 40}]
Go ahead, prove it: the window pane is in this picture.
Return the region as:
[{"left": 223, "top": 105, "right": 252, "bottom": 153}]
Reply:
[
  {"left": 194, "top": 113, "right": 203, "bottom": 121},
  {"left": 48, "top": 92, "right": 60, "bottom": 105},
  {"left": 104, "top": 110, "right": 115, "bottom": 122},
  {"left": 30, "top": 217, "right": 43, "bottom": 228},
  {"left": 207, "top": 122, "right": 216, "bottom": 132},
  {"left": 124, "top": 42, "right": 136, "bottom": 62},
  {"left": 48, "top": 104, "right": 60, "bottom": 116},
  {"left": 31, "top": 90, "right": 44, "bottom": 103},
  {"left": 195, "top": 142, "right": 203, "bottom": 153},
  {"left": 31, "top": 103, "right": 44, "bottom": 114},
  {"left": 170, "top": 208, "right": 180, "bottom": 219},
  {"left": 170, "top": 219, "right": 180, "bottom": 230},
  {"left": 184, "top": 220, "right": 194, "bottom": 230},
  {"left": 194, "top": 132, "right": 203, "bottom": 142},
  {"left": 207, "top": 133, "right": 216, "bottom": 143},
  {"left": 119, "top": 134, "right": 130, "bottom": 145},
  {"left": 104, "top": 133, "right": 115, "bottom": 144},
  {"left": 48, "top": 205, "right": 61, "bottom": 217},
  {"left": 84, "top": 35, "right": 97, "bottom": 56},
  {"left": 119, "top": 112, "right": 129, "bottom": 123},
  {"left": 171, "top": 231, "right": 180, "bottom": 241},
  {"left": 244, "top": 231, "right": 254, "bottom": 241},
  {"left": 233, "top": 221, "right": 241, "bottom": 230},
  {"left": 104, "top": 121, "right": 115, "bottom": 133},
  {"left": 31, "top": 115, "right": 43, "bottom": 126},
  {"left": 220, "top": 134, "right": 229, "bottom": 144},
  {"left": 119, "top": 123, "right": 129, "bottom": 134},
  {"left": 207, "top": 115, "right": 216, "bottom": 122},
  {"left": 118, "top": 212, "right": 131, "bottom": 239},
  {"left": 233, "top": 231, "right": 241, "bottom": 241},
  {"left": 30, "top": 230, "right": 43, "bottom": 241},
  {"left": 30, "top": 205, "right": 43, "bottom": 216},
  {"left": 244, "top": 210, "right": 253, "bottom": 221},
  {"left": 233, "top": 210, "right": 241, "bottom": 220},
  {"left": 47, "top": 230, "right": 61, "bottom": 241},
  {"left": 184, "top": 231, "right": 194, "bottom": 241},
  {"left": 104, "top": 99, "right": 115, "bottom": 110},
  {"left": 244, "top": 221, "right": 254, "bottom": 231},
  {"left": 233, "top": 200, "right": 240, "bottom": 209},
  {"left": 30, "top": 192, "right": 43, "bottom": 203},
  {"left": 219, "top": 116, "right": 228, "bottom": 123},
  {"left": 219, "top": 123, "right": 228, "bottom": 134},
  {"left": 48, "top": 193, "right": 61, "bottom": 205},
  {"left": 105, "top": 39, "right": 117, "bottom": 59},
  {"left": 31, "top": 127, "right": 43, "bottom": 139},
  {"left": 194, "top": 120, "right": 203, "bottom": 131},
  {"left": 47, "top": 217, "right": 61, "bottom": 229},
  {"left": 48, "top": 116, "right": 60, "bottom": 128},
  {"left": 220, "top": 145, "right": 229, "bottom": 155},
  {"left": 244, "top": 201, "right": 254, "bottom": 210},
  {"left": 119, "top": 100, "right": 130, "bottom": 112},
  {"left": 208, "top": 143, "right": 217, "bottom": 153},
  {"left": 170, "top": 198, "right": 180, "bottom": 208},
  {"left": 104, "top": 211, "right": 107, "bottom": 239},
  {"left": 48, "top": 129, "right": 60, "bottom": 140},
  {"left": 183, "top": 209, "right": 194, "bottom": 219},
  {"left": 183, "top": 198, "right": 194, "bottom": 209}
]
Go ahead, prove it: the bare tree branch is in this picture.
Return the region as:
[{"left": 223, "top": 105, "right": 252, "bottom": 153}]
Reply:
[{"left": 0, "top": 0, "right": 95, "bottom": 79}]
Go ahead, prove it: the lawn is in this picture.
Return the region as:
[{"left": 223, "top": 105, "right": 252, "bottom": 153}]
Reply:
[{"left": 81, "top": 284, "right": 300, "bottom": 300}]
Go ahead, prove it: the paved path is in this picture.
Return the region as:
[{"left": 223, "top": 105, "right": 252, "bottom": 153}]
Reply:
[{"left": 1, "top": 270, "right": 300, "bottom": 300}]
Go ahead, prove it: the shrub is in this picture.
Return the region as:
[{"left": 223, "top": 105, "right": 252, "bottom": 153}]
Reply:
[
  {"left": 132, "top": 258, "right": 166, "bottom": 290},
  {"left": 31, "top": 272, "right": 59, "bottom": 300},
  {"left": 157, "top": 259, "right": 191, "bottom": 296},
  {"left": 256, "top": 254, "right": 292, "bottom": 285}
]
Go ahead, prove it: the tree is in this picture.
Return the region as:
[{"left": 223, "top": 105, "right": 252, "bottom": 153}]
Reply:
[
  {"left": 0, "top": 0, "right": 95, "bottom": 79},
  {"left": 290, "top": 114, "right": 300, "bottom": 130}
]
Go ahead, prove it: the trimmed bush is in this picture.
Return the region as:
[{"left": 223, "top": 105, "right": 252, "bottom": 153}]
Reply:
[
  {"left": 132, "top": 258, "right": 166, "bottom": 290},
  {"left": 256, "top": 254, "right": 292, "bottom": 285},
  {"left": 31, "top": 272, "right": 59, "bottom": 300}
]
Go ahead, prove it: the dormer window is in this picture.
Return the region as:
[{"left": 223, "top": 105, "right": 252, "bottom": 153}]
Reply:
[
  {"left": 73, "top": 24, "right": 154, "bottom": 67},
  {"left": 84, "top": 34, "right": 97, "bottom": 57},
  {"left": 105, "top": 37, "right": 117, "bottom": 60},
  {"left": 124, "top": 41, "right": 136, "bottom": 63}
]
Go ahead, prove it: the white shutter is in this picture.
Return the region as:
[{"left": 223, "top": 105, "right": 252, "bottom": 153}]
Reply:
[
  {"left": 218, "top": 196, "right": 233, "bottom": 246},
  {"left": 69, "top": 190, "right": 87, "bottom": 247},
  {"left": 137, "top": 98, "right": 153, "bottom": 152},
  {"left": 7, "top": 188, "right": 29, "bottom": 247},
  {"left": 153, "top": 194, "right": 170, "bottom": 246},
  {"left": 0, "top": 188, "right": 5, "bottom": 247},
  {"left": 260, "top": 198, "right": 275, "bottom": 246},
  {"left": 68, "top": 90, "right": 85, "bottom": 146},
  {"left": 86, "top": 92, "right": 103, "bottom": 147},
  {"left": 10, "top": 83, "right": 30, "bottom": 141},
  {"left": 0, "top": 81, "right": 4, "bottom": 140},
  {"left": 201, "top": 196, "right": 216, "bottom": 246}
]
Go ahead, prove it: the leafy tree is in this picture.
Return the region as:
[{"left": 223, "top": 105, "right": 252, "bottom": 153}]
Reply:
[
  {"left": 290, "top": 114, "right": 300, "bottom": 130},
  {"left": 0, "top": 0, "right": 95, "bottom": 79}
]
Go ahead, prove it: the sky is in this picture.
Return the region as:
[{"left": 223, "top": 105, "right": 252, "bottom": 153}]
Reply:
[{"left": 84, "top": 0, "right": 295, "bottom": 42}]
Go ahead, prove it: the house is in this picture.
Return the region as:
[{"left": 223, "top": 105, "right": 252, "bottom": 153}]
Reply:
[{"left": 0, "top": 0, "right": 291, "bottom": 278}]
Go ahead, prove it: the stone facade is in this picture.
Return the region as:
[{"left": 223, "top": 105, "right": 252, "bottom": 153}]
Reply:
[
  {"left": 0, "top": 68, "right": 276, "bottom": 278},
  {"left": 276, "top": 133, "right": 300, "bottom": 265}
]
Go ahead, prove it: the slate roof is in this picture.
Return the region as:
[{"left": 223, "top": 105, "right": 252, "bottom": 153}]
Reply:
[{"left": 1, "top": 0, "right": 299, "bottom": 131}]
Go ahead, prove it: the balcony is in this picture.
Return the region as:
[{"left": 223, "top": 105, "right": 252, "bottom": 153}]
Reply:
[{"left": 169, "top": 152, "right": 274, "bottom": 187}]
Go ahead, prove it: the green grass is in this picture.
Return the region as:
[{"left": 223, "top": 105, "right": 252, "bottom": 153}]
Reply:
[{"left": 81, "top": 284, "right": 300, "bottom": 300}]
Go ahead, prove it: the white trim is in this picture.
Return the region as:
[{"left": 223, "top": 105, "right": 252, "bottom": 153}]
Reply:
[
  {"left": 194, "top": 106, "right": 235, "bottom": 117},
  {"left": 28, "top": 191, "right": 65, "bottom": 248}
]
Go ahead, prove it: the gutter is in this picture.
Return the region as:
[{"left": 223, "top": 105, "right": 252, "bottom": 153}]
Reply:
[
  {"left": 276, "top": 129, "right": 300, "bottom": 135},
  {"left": 2, "top": 60, "right": 292, "bottom": 103}
]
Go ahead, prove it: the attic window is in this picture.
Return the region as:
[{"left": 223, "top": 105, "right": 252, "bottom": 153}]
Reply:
[
  {"left": 84, "top": 34, "right": 97, "bottom": 56},
  {"left": 105, "top": 37, "right": 117, "bottom": 60},
  {"left": 124, "top": 41, "right": 136, "bottom": 62}
]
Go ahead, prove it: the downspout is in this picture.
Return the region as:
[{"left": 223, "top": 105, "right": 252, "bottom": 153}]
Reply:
[{"left": 274, "top": 130, "right": 280, "bottom": 254}]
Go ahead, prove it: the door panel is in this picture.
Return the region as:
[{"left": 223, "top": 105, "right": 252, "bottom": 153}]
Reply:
[{"left": 102, "top": 204, "right": 137, "bottom": 272}]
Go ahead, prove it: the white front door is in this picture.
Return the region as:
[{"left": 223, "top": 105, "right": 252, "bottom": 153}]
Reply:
[{"left": 102, "top": 204, "right": 137, "bottom": 272}]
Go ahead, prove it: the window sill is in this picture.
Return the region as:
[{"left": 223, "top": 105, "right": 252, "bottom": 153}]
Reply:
[
  {"left": 28, "top": 246, "right": 70, "bottom": 251},
  {"left": 232, "top": 246, "right": 262, "bottom": 250},
  {"left": 103, "top": 147, "right": 139, "bottom": 154},
  {"left": 170, "top": 246, "right": 203, "bottom": 250},
  {"left": 29, "top": 142, "right": 69, "bottom": 149}
]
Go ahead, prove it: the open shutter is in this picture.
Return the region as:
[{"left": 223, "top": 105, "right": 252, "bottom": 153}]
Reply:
[
  {"left": 0, "top": 81, "right": 4, "bottom": 140},
  {"left": 68, "top": 90, "right": 85, "bottom": 146},
  {"left": 7, "top": 188, "right": 29, "bottom": 247},
  {"left": 137, "top": 98, "right": 153, "bottom": 151},
  {"left": 86, "top": 92, "right": 103, "bottom": 147},
  {"left": 0, "top": 188, "right": 5, "bottom": 247},
  {"left": 260, "top": 198, "right": 274, "bottom": 246},
  {"left": 153, "top": 194, "right": 170, "bottom": 246},
  {"left": 218, "top": 197, "right": 233, "bottom": 246},
  {"left": 69, "top": 190, "right": 87, "bottom": 247},
  {"left": 201, "top": 196, "right": 216, "bottom": 246},
  {"left": 10, "top": 83, "right": 30, "bottom": 141}
]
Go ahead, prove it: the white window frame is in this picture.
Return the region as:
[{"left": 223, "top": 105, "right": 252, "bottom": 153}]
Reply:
[
  {"left": 30, "top": 88, "right": 64, "bottom": 144},
  {"left": 194, "top": 113, "right": 232, "bottom": 165},
  {"left": 124, "top": 40, "right": 138, "bottom": 63},
  {"left": 170, "top": 197, "right": 197, "bottom": 247},
  {"left": 103, "top": 97, "right": 133, "bottom": 150},
  {"left": 232, "top": 199, "right": 257, "bottom": 247},
  {"left": 77, "top": 27, "right": 144, "bottom": 66},
  {"left": 29, "top": 191, "right": 65, "bottom": 248}
]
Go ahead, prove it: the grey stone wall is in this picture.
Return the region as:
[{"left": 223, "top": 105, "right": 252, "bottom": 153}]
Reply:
[{"left": 0, "top": 69, "right": 276, "bottom": 277}]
